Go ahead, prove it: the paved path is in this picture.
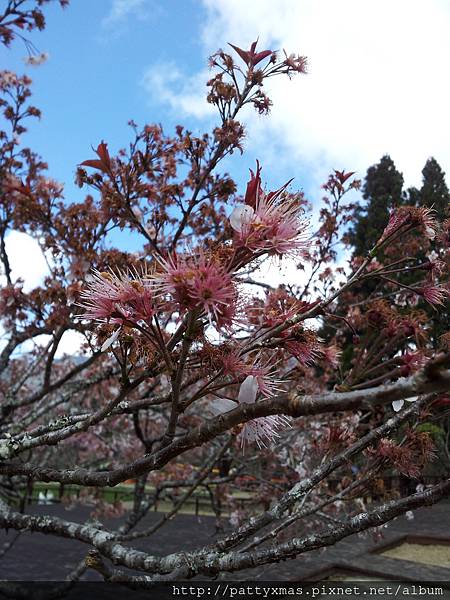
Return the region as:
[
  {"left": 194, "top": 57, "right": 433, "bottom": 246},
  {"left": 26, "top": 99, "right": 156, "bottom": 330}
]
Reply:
[{"left": 1, "top": 500, "right": 449, "bottom": 581}]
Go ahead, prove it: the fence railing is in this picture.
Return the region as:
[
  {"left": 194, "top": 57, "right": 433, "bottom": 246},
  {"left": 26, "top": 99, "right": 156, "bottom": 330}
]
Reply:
[{"left": 19, "top": 474, "right": 447, "bottom": 517}]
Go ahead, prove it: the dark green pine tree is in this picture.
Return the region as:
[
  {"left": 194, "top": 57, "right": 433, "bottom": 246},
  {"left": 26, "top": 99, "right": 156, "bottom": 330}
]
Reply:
[
  {"left": 405, "top": 157, "right": 449, "bottom": 237},
  {"left": 417, "top": 157, "right": 449, "bottom": 219},
  {"left": 416, "top": 158, "right": 449, "bottom": 348},
  {"left": 348, "top": 155, "right": 404, "bottom": 256},
  {"left": 399, "top": 158, "right": 449, "bottom": 349},
  {"left": 336, "top": 156, "right": 404, "bottom": 372}
]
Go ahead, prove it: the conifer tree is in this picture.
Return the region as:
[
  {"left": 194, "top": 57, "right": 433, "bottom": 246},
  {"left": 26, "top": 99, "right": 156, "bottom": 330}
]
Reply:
[
  {"left": 348, "top": 155, "right": 404, "bottom": 256},
  {"left": 418, "top": 157, "right": 449, "bottom": 219},
  {"left": 415, "top": 158, "right": 449, "bottom": 347}
]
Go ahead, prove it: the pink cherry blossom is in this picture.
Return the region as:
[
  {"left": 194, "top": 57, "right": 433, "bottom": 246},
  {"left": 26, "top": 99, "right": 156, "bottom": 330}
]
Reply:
[
  {"left": 248, "top": 356, "right": 284, "bottom": 398},
  {"left": 399, "top": 351, "right": 426, "bottom": 376},
  {"left": 285, "top": 338, "right": 323, "bottom": 366},
  {"left": 380, "top": 206, "right": 438, "bottom": 244},
  {"left": 321, "top": 345, "right": 342, "bottom": 369},
  {"left": 155, "top": 251, "right": 238, "bottom": 328},
  {"left": 79, "top": 267, "right": 156, "bottom": 325},
  {"left": 237, "top": 375, "right": 290, "bottom": 449},
  {"left": 420, "top": 285, "right": 448, "bottom": 307},
  {"left": 230, "top": 167, "right": 309, "bottom": 258},
  {"left": 380, "top": 210, "right": 410, "bottom": 242}
]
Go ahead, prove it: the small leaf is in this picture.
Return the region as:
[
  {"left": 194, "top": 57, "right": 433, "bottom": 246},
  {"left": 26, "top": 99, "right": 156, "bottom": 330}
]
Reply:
[{"left": 80, "top": 141, "right": 111, "bottom": 173}]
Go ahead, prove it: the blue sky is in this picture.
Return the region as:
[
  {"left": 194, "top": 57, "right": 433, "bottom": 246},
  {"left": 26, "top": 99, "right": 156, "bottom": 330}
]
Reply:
[
  {"left": 3, "top": 0, "right": 211, "bottom": 205},
  {"left": 4, "top": 0, "right": 450, "bottom": 216}
]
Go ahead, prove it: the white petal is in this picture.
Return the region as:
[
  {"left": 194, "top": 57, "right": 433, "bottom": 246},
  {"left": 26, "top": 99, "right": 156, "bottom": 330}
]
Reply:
[
  {"left": 405, "top": 396, "right": 418, "bottom": 403},
  {"left": 392, "top": 399, "right": 405, "bottom": 412},
  {"left": 229, "top": 204, "right": 254, "bottom": 232},
  {"left": 100, "top": 328, "right": 121, "bottom": 352},
  {"left": 238, "top": 375, "right": 259, "bottom": 405},
  {"left": 425, "top": 227, "right": 436, "bottom": 240},
  {"left": 210, "top": 399, "right": 237, "bottom": 416}
]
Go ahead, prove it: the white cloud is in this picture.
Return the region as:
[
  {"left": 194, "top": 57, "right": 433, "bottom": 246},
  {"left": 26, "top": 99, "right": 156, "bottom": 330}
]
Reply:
[
  {"left": 248, "top": 257, "right": 308, "bottom": 291},
  {"left": 2, "top": 231, "right": 49, "bottom": 292},
  {"left": 141, "top": 62, "right": 215, "bottom": 119},
  {"left": 33, "top": 330, "right": 86, "bottom": 358},
  {"left": 191, "top": 0, "right": 450, "bottom": 189},
  {"left": 102, "top": 0, "right": 160, "bottom": 29},
  {"left": 243, "top": 246, "right": 351, "bottom": 296},
  {"left": 0, "top": 231, "right": 85, "bottom": 356},
  {"left": 54, "top": 330, "right": 86, "bottom": 357}
]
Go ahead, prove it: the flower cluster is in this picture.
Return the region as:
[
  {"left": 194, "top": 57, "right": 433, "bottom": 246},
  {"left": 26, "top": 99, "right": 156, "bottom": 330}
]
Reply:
[
  {"left": 249, "top": 288, "right": 315, "bottom": 327},
  {"left": 284, "top": 329, "right": 325, "bottom": 366},
  {"left": 380, "top": 206, "right": 438, "bottom": 244},
  {"left": 230, "top": 163, "right": 309, "bottom": 258},
  {"left": 155, "top": 251, "right": 238, "bottom": 328},
  {"left": 370, "top": 431, "right": 435, "bottom": 478},
  {"left": 78, "top": 268, "right": 156, "bottom": 326},
  {"left": 247, "top": 289, "right": 329, "bottom": 367},
  {"left": 420, "top": 285, "right": 448, "bottom": 307},
  {"left": 205, "top": 347, "right": 289, "bottom": 449},
  {"left": 237, "top": 375, "right": 290, "bottom": 449}
]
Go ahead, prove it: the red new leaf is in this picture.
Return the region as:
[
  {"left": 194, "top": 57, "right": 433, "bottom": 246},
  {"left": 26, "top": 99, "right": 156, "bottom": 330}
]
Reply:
[
  {"left": 229, "top": 40, "right": 272, "bottom": 68},
  {"left": 80, "top": 141, "right": 111, "bottom": 173},
  {"left": 244, "top": 160, "right": 262, "bottom": 208}
]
